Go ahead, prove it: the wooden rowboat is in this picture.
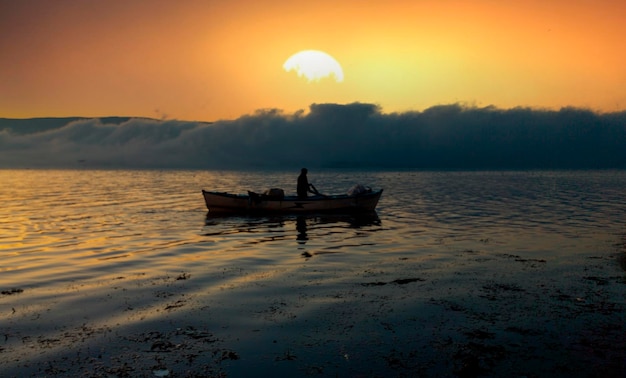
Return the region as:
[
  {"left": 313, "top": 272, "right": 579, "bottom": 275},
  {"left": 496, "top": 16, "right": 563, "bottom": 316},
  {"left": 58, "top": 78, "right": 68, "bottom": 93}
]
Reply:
[{"left": 202, "top": 188, "right": 383, "bottom": 213}]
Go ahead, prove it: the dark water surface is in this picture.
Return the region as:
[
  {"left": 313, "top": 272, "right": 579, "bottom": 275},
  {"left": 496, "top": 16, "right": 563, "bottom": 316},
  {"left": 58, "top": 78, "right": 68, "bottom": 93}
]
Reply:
[{"left": 1, "top": 169, "right": 625, "bottom": 376}]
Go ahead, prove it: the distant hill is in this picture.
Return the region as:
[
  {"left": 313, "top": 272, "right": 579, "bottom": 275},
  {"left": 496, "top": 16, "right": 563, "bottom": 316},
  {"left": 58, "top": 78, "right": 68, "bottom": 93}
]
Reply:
[{"left": 0, "top": 117, "right": 145, "bottom": 134}]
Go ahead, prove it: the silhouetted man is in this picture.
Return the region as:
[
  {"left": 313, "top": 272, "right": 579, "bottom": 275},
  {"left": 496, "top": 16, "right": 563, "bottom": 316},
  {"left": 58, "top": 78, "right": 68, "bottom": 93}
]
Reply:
[{"left": 297, "top": 168, "right": 314, "bottom": 199}]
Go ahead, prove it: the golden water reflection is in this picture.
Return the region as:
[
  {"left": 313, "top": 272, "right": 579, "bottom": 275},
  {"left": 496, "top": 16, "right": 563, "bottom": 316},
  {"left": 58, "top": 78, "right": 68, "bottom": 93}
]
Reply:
[{"left": 2, "top": 169, "right": 626, "bottom": 376}]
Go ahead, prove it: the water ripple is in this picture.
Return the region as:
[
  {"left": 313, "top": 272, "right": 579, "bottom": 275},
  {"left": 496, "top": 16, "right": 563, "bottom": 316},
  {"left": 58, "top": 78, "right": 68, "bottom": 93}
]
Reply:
[{"left": 2, "top": 169, "right": 625, "bottom": 291}]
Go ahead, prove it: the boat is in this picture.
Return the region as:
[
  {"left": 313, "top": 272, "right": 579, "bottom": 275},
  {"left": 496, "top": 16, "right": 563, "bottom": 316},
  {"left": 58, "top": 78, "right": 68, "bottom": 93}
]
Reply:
[{"left": 201, "top": 188, "right": 383, "bottom": 214}]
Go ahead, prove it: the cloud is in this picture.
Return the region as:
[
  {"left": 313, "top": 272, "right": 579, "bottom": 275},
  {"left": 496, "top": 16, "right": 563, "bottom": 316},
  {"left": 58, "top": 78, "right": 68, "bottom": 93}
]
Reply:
[{"left": 1, "top": 103, "right": 625, "bottom": 169}]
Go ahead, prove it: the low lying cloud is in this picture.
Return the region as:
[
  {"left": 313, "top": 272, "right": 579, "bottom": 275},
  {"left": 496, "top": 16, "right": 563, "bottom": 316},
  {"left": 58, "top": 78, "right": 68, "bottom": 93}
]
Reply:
[{"left": 1, "top": 103, "right": 625, "bottom": 169}]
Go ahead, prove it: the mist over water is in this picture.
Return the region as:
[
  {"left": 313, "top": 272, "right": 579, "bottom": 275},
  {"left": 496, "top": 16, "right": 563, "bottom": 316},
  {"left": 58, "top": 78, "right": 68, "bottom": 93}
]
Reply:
[{"left": 1, "top": 103, "right": 625, "bottom": 170}]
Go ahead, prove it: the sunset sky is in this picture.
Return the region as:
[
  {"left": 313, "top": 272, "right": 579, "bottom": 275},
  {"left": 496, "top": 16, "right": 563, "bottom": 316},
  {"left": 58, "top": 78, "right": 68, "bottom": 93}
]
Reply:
[{"left": 1, "top": 0, "right": 625, "bottom": 121}]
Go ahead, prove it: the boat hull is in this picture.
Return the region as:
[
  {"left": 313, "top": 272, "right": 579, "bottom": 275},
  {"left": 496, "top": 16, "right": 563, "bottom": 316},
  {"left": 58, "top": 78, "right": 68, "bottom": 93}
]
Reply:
[{"left": 202, "top": 189, "right": 383, "bottom": 214}]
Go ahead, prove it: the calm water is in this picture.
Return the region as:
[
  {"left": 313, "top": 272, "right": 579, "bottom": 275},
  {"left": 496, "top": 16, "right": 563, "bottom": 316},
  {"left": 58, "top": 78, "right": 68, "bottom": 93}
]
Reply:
[
  {"left": 2, "top": 169, "right": 624, "bottom": 290},
  {"left": 1, "top": 169, "right": 625, "bottom": 376}
]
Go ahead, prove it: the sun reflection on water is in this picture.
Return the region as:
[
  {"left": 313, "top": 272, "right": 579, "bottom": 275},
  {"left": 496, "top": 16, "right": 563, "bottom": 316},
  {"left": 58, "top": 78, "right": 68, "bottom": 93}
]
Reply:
[{"left": 1, "top": 169, "right": 625, "bottom": 376}]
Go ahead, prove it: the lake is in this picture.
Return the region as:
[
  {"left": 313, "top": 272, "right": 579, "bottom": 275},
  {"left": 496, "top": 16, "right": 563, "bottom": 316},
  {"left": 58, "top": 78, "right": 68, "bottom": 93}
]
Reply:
[{"left": 1, "top": 169, "right": 625, "bottom": 377}]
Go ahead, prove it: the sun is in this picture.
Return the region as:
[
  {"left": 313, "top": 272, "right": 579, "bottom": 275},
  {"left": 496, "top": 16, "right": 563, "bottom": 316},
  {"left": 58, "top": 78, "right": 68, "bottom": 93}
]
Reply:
[{"left": 283, "top": 50, "right": 344, "bottom": 83}]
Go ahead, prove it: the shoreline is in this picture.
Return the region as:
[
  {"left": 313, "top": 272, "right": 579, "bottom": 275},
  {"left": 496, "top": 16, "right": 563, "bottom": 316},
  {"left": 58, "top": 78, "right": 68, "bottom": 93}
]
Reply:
[{"left": 2, "top": 245, "right": 624, "bottom": 377}]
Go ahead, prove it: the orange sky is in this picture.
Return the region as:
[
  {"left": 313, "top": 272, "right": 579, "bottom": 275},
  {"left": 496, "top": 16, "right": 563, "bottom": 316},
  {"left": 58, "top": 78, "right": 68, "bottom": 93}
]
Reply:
[{"left": 1, "top": 0, "right": 624, "bottom": 121}]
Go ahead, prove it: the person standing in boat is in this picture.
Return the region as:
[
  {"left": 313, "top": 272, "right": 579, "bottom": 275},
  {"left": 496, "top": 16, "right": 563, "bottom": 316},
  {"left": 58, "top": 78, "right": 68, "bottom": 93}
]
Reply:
[{"left": 297, "top": 168, "right": 316, "bottom": 198}]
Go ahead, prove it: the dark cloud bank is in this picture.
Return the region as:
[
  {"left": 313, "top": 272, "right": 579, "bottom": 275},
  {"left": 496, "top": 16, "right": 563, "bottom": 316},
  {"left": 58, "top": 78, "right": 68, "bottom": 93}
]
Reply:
[{"left": 1, "top": 103, "right": 625, "bottom": 170}]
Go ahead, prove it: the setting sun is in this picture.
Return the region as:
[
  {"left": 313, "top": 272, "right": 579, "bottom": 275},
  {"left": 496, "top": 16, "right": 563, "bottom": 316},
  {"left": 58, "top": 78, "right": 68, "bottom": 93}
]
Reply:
[
  {"left": 1, "top": 1, "right": 625, "bottom": 120},
  {"left": 283, "top": 50, "right": 344, "bottom": 83}
]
